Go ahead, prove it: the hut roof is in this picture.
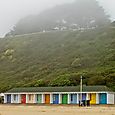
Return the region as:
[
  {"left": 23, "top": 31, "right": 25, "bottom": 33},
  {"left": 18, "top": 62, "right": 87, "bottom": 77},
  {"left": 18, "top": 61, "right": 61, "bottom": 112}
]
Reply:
[{"left": 5, "top": 86, "right": 112, "bottom": 93}]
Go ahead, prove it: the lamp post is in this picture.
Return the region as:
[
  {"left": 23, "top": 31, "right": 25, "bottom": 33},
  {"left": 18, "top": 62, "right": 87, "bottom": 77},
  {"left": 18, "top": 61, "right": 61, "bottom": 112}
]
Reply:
[{"left": 80, "top": 76, "right": 83, "bottom": 106}]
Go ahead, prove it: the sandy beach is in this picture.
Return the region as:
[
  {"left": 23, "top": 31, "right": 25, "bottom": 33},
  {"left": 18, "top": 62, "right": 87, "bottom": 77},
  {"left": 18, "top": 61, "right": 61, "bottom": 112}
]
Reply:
[{"left": 0, "top": 105, "right": 115, "bottom": 115}]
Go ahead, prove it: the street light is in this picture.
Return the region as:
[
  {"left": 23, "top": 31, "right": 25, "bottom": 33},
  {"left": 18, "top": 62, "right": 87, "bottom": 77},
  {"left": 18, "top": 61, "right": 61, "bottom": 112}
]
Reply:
[{"left": 79, "top": 76, "right": 83, "bottom": 106}]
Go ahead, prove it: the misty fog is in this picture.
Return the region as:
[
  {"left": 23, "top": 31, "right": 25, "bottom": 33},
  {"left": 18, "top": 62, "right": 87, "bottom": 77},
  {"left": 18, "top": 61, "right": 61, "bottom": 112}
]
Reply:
[{"left": 0, "top": 0, "right": 115, "bottom": 37}]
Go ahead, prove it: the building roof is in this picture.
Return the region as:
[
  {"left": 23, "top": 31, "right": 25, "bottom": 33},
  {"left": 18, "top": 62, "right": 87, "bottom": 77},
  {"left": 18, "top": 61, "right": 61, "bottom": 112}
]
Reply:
[
  {"left": 5, "top": 86, "right": 112, "bottom": 93},
  {"left": 0, "top": 93, "right": 4, "bottom": 96}
]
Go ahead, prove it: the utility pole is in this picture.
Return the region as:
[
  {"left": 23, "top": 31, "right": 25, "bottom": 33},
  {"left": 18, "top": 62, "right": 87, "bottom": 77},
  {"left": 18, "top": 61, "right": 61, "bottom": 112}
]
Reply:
[{"left": 80, "top": 76, "right": 83, "bottom": 106}]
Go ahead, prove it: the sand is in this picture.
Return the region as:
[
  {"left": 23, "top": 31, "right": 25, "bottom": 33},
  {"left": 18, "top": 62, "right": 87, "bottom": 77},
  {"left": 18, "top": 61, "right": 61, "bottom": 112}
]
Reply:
[{"left": 0, "top": 105, "right": 115, "bottom": 115}]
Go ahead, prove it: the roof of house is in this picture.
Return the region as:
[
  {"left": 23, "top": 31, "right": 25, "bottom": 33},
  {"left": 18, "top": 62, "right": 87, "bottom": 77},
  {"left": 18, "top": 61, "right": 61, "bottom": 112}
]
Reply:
[
  {"left": 0, "top": 93, "right": 4, "bottom": 96},
  {"left": 5, "top": 86, "right": 112, "bottom": 93}
]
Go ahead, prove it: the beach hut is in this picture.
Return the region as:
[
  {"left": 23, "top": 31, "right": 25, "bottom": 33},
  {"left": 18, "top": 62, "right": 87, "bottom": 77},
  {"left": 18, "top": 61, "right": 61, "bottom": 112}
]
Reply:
[{"left": 4, "top": 86, "right": 115, "bottom": 105}]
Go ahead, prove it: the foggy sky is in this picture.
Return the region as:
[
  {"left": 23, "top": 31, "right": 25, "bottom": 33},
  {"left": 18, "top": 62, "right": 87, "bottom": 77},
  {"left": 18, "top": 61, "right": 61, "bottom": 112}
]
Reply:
[{"left": 0, "top": 0, "right": 115, "bottom": 37}]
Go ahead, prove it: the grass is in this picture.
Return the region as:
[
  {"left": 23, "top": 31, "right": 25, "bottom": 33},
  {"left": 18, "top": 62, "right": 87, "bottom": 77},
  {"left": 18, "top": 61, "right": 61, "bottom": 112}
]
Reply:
[{"left": 0, "top": 26, "right": 115, "bottom": 92}]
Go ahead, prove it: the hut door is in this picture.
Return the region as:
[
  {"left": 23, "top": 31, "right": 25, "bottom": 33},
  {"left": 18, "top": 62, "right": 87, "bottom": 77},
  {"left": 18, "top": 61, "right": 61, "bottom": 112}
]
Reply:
[
  {"left": 62, "top": 94, "right": 68, "bottom": 104},
  {"left": 37, "top": 94, "right": 42, "bottom": 103},
  {"left": 53, "top": 94, "right": 59, "bottom": 104},
  {"left": 21, "top": 94, "right": 26, "bottom": 104},
  {"left": 7, "top": 94, "right": 11, "bottom": 103},
  {"left": 71, "top": 94, "right": 77, "bottom": 104},
  {"left": 45, "top": 94, "right": 50, "bottom": 104},
  {"left": 90, "top": 93, "right": 96, "bottom": 104},
  {"left": 82, "top": 94, "right": 86, "bottom": 101},
  {"left": 99, "top": 93, "right": 107, "bottom": 104}
]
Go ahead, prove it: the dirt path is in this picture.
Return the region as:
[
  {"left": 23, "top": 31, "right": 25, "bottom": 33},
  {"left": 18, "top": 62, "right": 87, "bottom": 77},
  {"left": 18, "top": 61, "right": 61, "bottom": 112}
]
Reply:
[{"left": 0, "top": 105, "right": 115, "bottom": 115}]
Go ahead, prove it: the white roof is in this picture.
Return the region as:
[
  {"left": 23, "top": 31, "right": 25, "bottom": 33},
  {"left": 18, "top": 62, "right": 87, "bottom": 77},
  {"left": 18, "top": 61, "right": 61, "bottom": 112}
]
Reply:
[{"left": 0, "top": 93, "right": 4, "bottom": 96}]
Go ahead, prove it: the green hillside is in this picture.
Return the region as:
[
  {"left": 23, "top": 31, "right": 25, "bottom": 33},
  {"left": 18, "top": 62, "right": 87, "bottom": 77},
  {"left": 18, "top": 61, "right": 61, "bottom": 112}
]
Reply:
[{"left": 0, "top": 25, "right": 115, "bottom": 92}]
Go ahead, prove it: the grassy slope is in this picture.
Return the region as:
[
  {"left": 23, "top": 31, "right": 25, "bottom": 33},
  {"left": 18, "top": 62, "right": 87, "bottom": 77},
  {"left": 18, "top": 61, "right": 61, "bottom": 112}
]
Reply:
[{"left": 0, "top": 26, "right": 115, "bottom": 92}]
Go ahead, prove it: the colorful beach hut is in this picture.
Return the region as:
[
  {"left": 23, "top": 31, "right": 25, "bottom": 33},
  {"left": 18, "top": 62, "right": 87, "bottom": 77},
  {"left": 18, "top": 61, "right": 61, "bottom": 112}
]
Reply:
[{"left": 4, "top": 86, "right": 115, "bottom": 105}]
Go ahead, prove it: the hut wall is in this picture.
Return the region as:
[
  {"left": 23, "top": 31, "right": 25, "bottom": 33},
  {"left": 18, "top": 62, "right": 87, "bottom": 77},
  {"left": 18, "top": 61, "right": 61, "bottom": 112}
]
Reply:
[
  {"left": 59, "top": 94, "right": 62, "bottom": 104},
  {"left": 50, "top": 94, "right": 53, "bottom": 104},
  {"left": 18, "top": 94, "right": 21, "bottom": 103},
  {"left": 107, "top": 93, "right": 114, "bottom": 104},
  {"left": 42, "top": 94, "right": 45, "bottom": 103},
  {"left": 68, "top": 94, "right": 70, "bottom": 104},
  {"left": 4, "top": 95, "right": 7, "bottom": 103},
  {"left": 96, "top": 93, "right": 99, "bottom": 104},
  {"left": 86, "top": 93, "right": 90, "bottom": 100},
  {"left": 114, "top": 94, "right": 115, "bottom": 104},
  {"left": 77, "top": 94, "right": 79, "bottom": 104}
]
